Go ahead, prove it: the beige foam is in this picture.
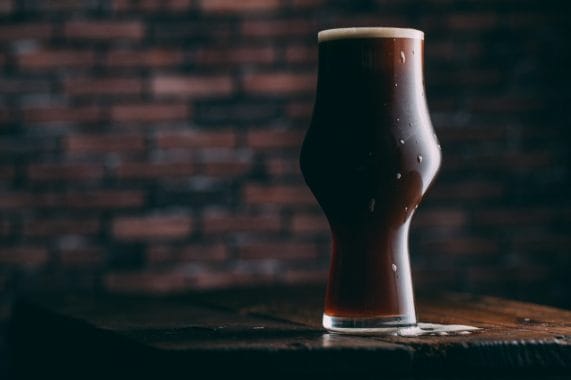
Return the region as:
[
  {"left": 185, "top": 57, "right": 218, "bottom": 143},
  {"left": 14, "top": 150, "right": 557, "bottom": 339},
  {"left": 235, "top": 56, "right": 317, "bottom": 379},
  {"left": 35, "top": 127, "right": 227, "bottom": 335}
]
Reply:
[{"left": 318, "top": 27, "right": 424, "bottom": 42}]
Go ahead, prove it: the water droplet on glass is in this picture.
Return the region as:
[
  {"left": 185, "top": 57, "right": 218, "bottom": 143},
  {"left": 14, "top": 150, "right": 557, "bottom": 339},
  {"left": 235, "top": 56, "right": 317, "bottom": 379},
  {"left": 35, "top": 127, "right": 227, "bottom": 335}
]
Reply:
[
  {"left": 437, "top": 144, "right": 441, "bottom": 150},
  {"left": 368, "top": 198, "right": 376, "bottom": 213},
  {"left": 400, "top": 50, "right": 406, "bottom": 63},
  {"left": 415, "top": 204, "right": 419, "bottom": 210},
  {"left": 392, "top": 264, "right": 397, "bottom": 272},
  {"left": 412, "top": 49, "right": 415, "bottom": 56},
  {"left": 404, "top": 206, "right": 409, "bottom": 212},
  {"left": 408, "top": 122, "right": 412, "bottom": 127},
  {"left": 399, "top": 139, "right": 405, "bottom": 145},
  {"left": 394, "top": 83, "right": 398, "bottom": 87},
  {"left": 396, "top": 117, "right": 400, "bottom": 122},
  {"left": 417, "top": 155, "right": 423, "bottom": 163},
  {"left": 396, "top": 172, "right": 402, "bottom": 180}
]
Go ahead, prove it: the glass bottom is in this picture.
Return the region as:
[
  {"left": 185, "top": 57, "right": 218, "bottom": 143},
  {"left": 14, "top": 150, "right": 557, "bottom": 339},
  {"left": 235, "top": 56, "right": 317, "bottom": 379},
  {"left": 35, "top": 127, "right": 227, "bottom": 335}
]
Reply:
[{"left": 323, "top": 313, "right": 416, "bottom": 335}]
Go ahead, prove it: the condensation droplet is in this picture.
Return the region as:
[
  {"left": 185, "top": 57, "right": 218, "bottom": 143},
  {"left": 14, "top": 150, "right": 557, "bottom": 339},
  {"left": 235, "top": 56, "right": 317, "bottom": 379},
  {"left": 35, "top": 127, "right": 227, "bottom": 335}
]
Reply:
[
  {"left": 404, "top": 206, "right": 409, "bottom": 212},
  {"left": 392, "top": 264, "right": 397, "bottom": 272},
  {"left": 400, "top": 50, "right": 406, "bottom": 63},
  {"left": 394, "top": 83, "right": 398, "bottom": 87},
  {"left": 368, "top": 198, "right": 376, "bottom": 213},
  {"left": 396, "top": 117, "right": 400, "bottom": 122},
  {"left": 399, "top": 139, "right": 405, "bottom": 145},
  {"left": 408, "top": 122, "right": 412, "bottom": 127},
  {"left": 396, "top": 172, "right": 402, "bottom": 180},
  {"left": 437, "top": 144, "right": 441, "bottom": 150},
  {"left": 417, "top": 155, "right": 423, "bottom": 163},
  {"left": 412, "top": 49, "right": 415, "bottom": 56}
]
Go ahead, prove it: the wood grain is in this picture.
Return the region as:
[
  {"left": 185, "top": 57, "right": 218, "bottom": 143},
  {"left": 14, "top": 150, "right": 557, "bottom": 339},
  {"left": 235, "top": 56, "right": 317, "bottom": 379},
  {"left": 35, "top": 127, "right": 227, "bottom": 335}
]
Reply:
[{"left": 10, "top": 286, "right": 571, "bottom": 379}]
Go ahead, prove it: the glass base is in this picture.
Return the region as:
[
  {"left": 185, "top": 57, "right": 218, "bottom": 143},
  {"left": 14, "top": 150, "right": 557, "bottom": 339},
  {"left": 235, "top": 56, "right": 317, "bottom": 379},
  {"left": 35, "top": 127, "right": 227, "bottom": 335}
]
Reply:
[{"left": 323, "top": 313, "right": 416, "bottom": 335}]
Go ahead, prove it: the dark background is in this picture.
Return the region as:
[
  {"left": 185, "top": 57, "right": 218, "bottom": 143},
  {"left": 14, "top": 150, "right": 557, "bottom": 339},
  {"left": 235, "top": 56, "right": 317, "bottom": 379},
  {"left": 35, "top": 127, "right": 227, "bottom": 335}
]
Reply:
[{"left": 0, "top": 0, "right": 570, "bottom": 369}]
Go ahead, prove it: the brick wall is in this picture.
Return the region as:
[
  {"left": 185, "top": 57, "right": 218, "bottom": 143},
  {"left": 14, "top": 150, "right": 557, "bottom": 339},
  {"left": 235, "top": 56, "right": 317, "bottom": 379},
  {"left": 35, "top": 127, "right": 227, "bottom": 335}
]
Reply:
[{"left": 0, "top": 0, "right": 570, "bottom": 320}]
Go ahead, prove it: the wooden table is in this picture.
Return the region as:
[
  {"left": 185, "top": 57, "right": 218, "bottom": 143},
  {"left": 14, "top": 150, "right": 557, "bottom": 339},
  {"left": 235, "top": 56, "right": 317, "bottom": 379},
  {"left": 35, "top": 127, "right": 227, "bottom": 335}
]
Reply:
[{"left": 10, "top": 286, "right": 571, "bottom": 379}]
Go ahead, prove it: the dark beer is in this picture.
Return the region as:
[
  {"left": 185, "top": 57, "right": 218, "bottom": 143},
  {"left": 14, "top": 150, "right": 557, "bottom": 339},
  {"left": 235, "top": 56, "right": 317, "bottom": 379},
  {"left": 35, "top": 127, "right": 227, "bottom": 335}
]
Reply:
[{"left": 300, "top": 28, "right": 441, "bottom": 332}]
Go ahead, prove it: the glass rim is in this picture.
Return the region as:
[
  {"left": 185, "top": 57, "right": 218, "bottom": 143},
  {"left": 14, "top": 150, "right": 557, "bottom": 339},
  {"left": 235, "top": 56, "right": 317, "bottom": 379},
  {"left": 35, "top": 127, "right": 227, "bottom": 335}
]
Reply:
[{"left": 318, "top": 27, "right": 424, "bottom": 43}]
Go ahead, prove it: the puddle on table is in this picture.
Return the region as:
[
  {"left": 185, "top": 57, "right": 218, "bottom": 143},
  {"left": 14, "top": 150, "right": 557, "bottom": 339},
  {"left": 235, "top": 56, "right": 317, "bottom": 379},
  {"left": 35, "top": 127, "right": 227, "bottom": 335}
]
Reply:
[{"left": 396, "top": 322, "right": 480, "bottom": 337}]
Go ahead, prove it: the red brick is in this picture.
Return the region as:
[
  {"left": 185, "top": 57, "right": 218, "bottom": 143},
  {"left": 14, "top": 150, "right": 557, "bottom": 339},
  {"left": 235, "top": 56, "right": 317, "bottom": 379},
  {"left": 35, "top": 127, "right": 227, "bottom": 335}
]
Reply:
[
  {"left": 0, "top": 193, "right": 33, "bottom": 209},
  {"left": 243, "top": 72, "right": 315, "bottom": 95},
  {"left": 0, "top": 247, "right": 49, "bottom": 268},
  {"left": 152, "top": 75, "right": 234, "bottom": 98},
  {"left": 286, "top": 101, "right": 313, "bottom": 119},
  {"left": 0, "top": 23, "right": 53, "bottom": 41},
  {"left": 437, "top": 126, "right": 505, "bottom": 142},
  {"left": 17, "top": 50, "right": 95, "bottom": 70},
  {"left": 113, "top": 0, "right": 192, "bottom": 12},
  {"left": 115, "top": 161, "right": 195, "bottom": 179},
  {"left": 420, "top": 238, "right": 499, "bottom": 256},
  {"left": 246, "top": 129, "right": 304, "bottom": 149},
  {"left": 147, "top": 243, "right": 228, "bottom": 264},
  {"left": 0, "top": 165, "right": 14, "bottom": 181},
  {"left": 57, "top": 191, "right": 145, "bottom": 209},
  {"left": 430, "top": 180, "right": 504, "bottom": 200},
  {"left": 34, "top": 190, "right": 145, "bottom": 210},
  {"left": 412, "top": 209, "right": 467, "bottom": 228},
  {"left": 188, "top": 271, "right": 277, "bottom": 289},
  {"left": 291, "top": 213, "right": 329, "bottom": 234},
  {"left": 65, "top": 134, "right": 145, "bottom": 154},
  {"left": 241, "top": 19, "right": 314, "bottom": 38},
  {"left": 445, "top": 152, "right": 553, "bottom": 172},
  {"left": 512, "top": 233, "right": 571, "bottom": 253},
  {"left": 64, "top": 21, "right": 144, "bottom": 40},
  {"left": 156, "top": 130, "right": 237, "bottom": 149},
  {"left": 474, "top": 208, "right": 559, "bottom": 226},
  {"left": 284, "top": 44, "right": 316, "bottom": 64},
  {"left": 470, "top": 97, "right": 542, "bottom": 113},
  {"left": 192, "top": 46, "right": 276, "bottom": 65},
  {"left": 23, "top": 105, "right": 103, "bottom": 124},
  {"left": 289, "top": 0, "right": 325, "bottom": 8},
  {"left": 448, "top": 13, "right": 498, "bottom": 29},
  {"left": 432, "top": 69, "right": 501, "bottom": 86},
  {"left": 0, "top": 108, "right": 10, "bottom": 124},
  {"left": 113, "top": 215, "right": 192, "bottom": 240},
  {"left": 57, "top": 247, "right": 106, "bottom": 267},
  {"left": 0, "top": 218, "right": 11, "bottom": 237},
  {"left": 27, "top": 163, "right": 104, "bottom": 182},
  {"left": 0, "top": 78, "right": 51, "bottom": 95},
  {"left": 238, "top": 241, "right": 320, "bottom": 260},
  {"left": 0, "top": 0, "right": 13, "bottom": 14},
  {"left": 104, "top": 270, "right": 191, "bottom": 294},
  {"left": 200, "top": 159, "right": 251, "bottom": 177},
  {"left": 64, "top": 77, "right": 143, "bottom": 97},
  {"left": 202, "top": 212, "right": 281, "bottom": 234},
  {"left": 280, "top": 268, "right": 327, "bottom": 284},
  {"left": 22, "top": 218, "right": 100, "bottom": 237},
  {"left": 200, "top": 0, "right": 280, "bottom": 13},
  {"left": 265, "top": 157, "right": 301, "bottom": 177},
  {"left": 105, "top": 49, "right": 183, "bottom": 68},
  {"left": 243, "top": 185, "right": 315, "bottom": 206},
  {"left": 111, "top": 103, "right": 189, "bottom": 123}
]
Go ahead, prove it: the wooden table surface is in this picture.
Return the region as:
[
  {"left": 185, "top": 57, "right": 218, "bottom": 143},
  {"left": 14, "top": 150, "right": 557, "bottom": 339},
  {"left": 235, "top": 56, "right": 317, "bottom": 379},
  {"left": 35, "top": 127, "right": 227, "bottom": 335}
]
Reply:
[{"left": 10, "top": 286, "right": 571, "bottom": 379}]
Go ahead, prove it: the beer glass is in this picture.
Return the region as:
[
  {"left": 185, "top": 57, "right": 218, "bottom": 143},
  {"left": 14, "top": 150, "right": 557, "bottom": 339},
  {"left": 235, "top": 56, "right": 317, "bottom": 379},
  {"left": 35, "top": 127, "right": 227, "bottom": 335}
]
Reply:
[{"left": 300, "top": 27, "right": 441, "bottom": 333}]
